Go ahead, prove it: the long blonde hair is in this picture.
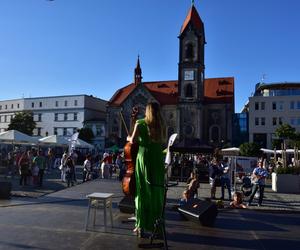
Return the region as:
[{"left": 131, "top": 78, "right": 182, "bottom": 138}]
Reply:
[{"left": 144, "top": 102, "right": 166, "bottom": 143}]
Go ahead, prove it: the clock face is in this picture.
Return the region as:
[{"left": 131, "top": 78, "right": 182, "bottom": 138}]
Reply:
[{"left": 184, "top": 70, "right": 194, "bottom": 80}]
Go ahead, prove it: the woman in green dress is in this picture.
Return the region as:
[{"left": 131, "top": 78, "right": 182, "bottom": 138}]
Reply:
[{"left": 127, "top": 102, "right": 166, "bottom": 236}]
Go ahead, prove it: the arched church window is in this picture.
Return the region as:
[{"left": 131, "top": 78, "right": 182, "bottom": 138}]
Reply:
[
  {"left": 185, "top": 84, "right": 193, "bottom": 97},
  {"left": 185, "top": 43, "right": 194, "bottom": 60}
]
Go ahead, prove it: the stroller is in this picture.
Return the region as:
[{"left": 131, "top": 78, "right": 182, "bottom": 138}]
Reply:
[{"left": 240, "top": 175, "right": 252, "bottom": 197}]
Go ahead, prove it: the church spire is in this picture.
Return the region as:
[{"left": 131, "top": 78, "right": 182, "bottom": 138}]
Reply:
[{"left": 134, "top": 55, "right": 142, "bottom": 84}]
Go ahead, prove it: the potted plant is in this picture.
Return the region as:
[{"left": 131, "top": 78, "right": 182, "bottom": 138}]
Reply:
[{"left": 272, "top": 166, "right": 300, "bottom": 193}]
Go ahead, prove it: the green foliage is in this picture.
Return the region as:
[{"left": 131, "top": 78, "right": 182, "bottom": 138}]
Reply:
[
  {"left": 8, "top": 111, "right": 36, "bottom": 136},
  {"left": 272, "top": 139, "right": 281, "bottom": 150},
  {"left": 276, "top": 166, "right": 300, "bottom": 175},
  {"left": 275, "top": 124, "right": 296, "bottom": 140},
  {"left": 78, "top": 127, "right": 94, "bottom": 142},
  {"left": 239, "top": 142, "right": 260, "bottom": 157}
]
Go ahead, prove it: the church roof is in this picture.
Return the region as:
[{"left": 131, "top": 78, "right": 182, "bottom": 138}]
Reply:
[
  {"left": 108, "top": 77, "right": 234, "bottom": 106},
  {"left": 180, "top": 5, "right": 204, "bottom": 35},
  {"left": 108, "top": 81, "right": 178, "bottom": 106},
  {"left": 204, "top": 77, "right": 234, "bottom": 104}
]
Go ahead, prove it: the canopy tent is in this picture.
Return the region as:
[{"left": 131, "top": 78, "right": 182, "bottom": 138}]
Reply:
[
  {"left": 38, "top": 135, "right": 94, "bottom": 149},
  {"left": 0, "top": 130, "right": 37, "bottom": 145},
  {"left": 75, "top": 138, "right": 94, "bottom": 149},
  {"left": 170, "top": 138, "right": 213, "bottom": 154},
  {"left": 221, "top": 147, "right": 240, "bottom": 156},
  {"left": 38, "top": 135, "right": 69, "bottom": 147},
  {"left": 260, "top": 148, "right": 277, "bottom": 154}
]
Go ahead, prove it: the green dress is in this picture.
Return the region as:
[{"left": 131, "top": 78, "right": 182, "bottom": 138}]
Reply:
[{"left": 135, "top": 119, "right": 165, "bottom": 231}]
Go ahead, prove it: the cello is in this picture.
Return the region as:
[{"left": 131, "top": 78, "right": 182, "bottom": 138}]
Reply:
[{"left": 120, "top": 107, "right": 139, "bottom": 197}]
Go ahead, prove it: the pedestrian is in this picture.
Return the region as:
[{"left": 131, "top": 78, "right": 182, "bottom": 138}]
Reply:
[
  {"left": 18, "top": 151, "right": 30, "bottom": 186},
  {"left": 127, "top": 102, "right": 166, "bottom": 237},
  {"left": 82, "top": 154, "right": 92, "bottom": 182},
  {"left": 220, "top": 158, "right": 231, "bottom": 200},
  {"left": 60, "top": 152, "right": 68, "bottom": 182},
  {"left": 65, "top": 156, "right": 75, "bottom": 187},
  {"left": 247, "top": 160, "right": 268, "bottom": 207},
  {"left": 209, "top": 158, "right": 222, "bottom": 199},
  {"left": 33, "top": 150, "right": 46, "bottom": 187}
]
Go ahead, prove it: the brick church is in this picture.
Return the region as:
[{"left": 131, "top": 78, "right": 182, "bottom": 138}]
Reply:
[{"left": 106, "top": 4, "right": 234, "bottom": 148}]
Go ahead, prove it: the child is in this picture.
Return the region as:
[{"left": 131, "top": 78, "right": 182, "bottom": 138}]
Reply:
[{"left": 230, "top": 191, "right": 246, "bottom": 209}]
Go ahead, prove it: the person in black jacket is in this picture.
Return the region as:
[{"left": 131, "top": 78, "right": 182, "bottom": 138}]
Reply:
[{"left": 209, "top": 158, "right": 222, "bottom": 199}]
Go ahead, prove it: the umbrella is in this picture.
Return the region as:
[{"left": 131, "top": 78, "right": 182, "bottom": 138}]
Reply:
[
  {"left": 108, "top": 145, "right": 119, "bottom": 152},
  {"left": 0, "top": 130, "right": 37, "bottom": 145}
]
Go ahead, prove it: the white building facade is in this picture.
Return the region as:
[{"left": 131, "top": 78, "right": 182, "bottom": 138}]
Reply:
[
  {"left": 248, "top": 82, "right": 300, "bottom": 148},
  {"left": 0, "top": 95, "right": 107, "bottom": 141}
]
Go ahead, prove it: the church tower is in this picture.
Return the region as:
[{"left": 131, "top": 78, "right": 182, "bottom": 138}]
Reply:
[{"left": 177, "top": 3, "right": 206, "bottom": 140}]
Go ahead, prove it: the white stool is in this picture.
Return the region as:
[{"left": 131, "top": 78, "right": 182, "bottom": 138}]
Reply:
[{"left": 85, "top": 192, "right": 114, "bottom": 231}]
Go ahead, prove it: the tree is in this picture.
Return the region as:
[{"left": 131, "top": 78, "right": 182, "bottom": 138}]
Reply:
[
  {"left": 239, "top": 142, "right": 261, "bottom": 157},
  {"left": 78, "top": 127, "right": 94, "bottom": 142},
  {"left": 275, "top": 124, "right": 296, "bottom": 140},
  {"left": 8, "top": 111, "right": 36, "bottom": 136}
]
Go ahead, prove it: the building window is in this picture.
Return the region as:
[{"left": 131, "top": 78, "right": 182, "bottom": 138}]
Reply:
[
  {"left": 290, "top": 101, "right": 295, "bottom": 109},
  {"left": 272, "top": 102, "right": 276, "bottom": 110},
  {"left": 272, "top": 117, "right": 277, "bottom": 126},
  {"left": 39, "top": 102, "right": 42, "bottom": 107},
  {"left": 278, "top": 101, "right": 284, "bottom": 110},
  {"left": 54, "top": 113, "right": 58, "bottom": 121},
  {"left": 63, "top": 128, "right": 67, "bottom": 136},
  {"left": 55, "top": 101, "right": 58, "bottom": 107},
  {"left": 255, "top": 117, "right": 259, "bottom": 126},
  {"left": 0, "top": 105, "right": 2, "bottom": 110},
  {"left": 32, "top": 102, "right": 34, "bottom": 108},
  {"left": 4, "top": 115, "right": 7, "bottom": 123},
  {"left": 37, "top": 128, "right": 41, "bottom": 136},
  {"left": 291, "top": 118, "right": 296, "bottom": 126},
  {"left": 5, "top": 105, "right": 7, "bottom": 109},
  {"left": 74, "top": 113, "right": 78, "bottom": 121},
  {"left": 64, "top": 100, "right": 68, "bottom": 107},
  {"left": 11, "top": 104, "right": 14, "bottom": 109},
  {"left": 54, "top": 128, "right": 57, "bottom": 135},
  {"left": 73, "top": 128, "right": 77, "bottom": 134},
  {"left": 38, "top": 114, "right": 42, "bottom": 122},
  {"left": 255, "top": 102, "right": 259, "bottom": 110},
  {"left": 17, "top": 103, "right": 20, "bottom": 108},
  {"left": 297, "top": 101, "right": 300, "bottom": 109},
  {"left": 261, "top": 117, "right": 265, "bottom": 126},
  {"left": 185, "top": 84, "right": 193, "bottom": 97},
  {"left": 185, "top": 43, "right": 194, "bottom": 60},
  {"left": 261, "top": 102, "right": 265, "bottom": 110},
  {"left": 279, "top": 117, "right": 283, "bottom": 125},
  {"left": 64, "top": 113, "right": 68, "bottom": 121},
  {"left": 74, "top": 100, "right": 78, "bottom": 106}
]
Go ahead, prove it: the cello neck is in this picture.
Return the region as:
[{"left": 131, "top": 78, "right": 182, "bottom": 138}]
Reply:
[{"left": 120, "top": 112, "right": 130, "bottom": 136}]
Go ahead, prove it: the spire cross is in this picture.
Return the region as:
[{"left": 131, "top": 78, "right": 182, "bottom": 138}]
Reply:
[{"left": 191, "top": 0, "right": 195, "bottom": 6}]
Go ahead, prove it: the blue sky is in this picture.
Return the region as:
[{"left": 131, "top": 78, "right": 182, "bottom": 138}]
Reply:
[{"left": 0, "top": 0, "right": 299, "bottom": 112}]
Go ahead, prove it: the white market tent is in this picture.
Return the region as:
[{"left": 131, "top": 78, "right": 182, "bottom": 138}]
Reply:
[
  {"left": 75, "top": 138, "right": 94, "bottom": 149},
  {"left": 0, "top": 130, "right": 37, "bottom": 145},
  {"left": 38, "top": 135, "right": 94, "bottom": 149},
  {"left": 221, "top": 147, "right": 240, "bottom": 156},
  {"left": 38, "top": 135, "right": 69, "bottom": 147}
]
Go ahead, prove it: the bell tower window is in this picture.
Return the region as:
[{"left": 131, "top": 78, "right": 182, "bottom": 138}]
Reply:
[
  {"left": 185, "top": 43, "right": 194, "bottom": 60},
  {"left": 185, "top": 84, "right": 193, "bottom": 97}
]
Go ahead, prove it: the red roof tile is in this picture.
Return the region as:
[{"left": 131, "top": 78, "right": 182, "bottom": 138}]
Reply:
[
  {"left": 204, "top": 77, "right": 234, "bottom": 103},
  {"left": 180, "top": 5, "right": 204, "bottom": 34},
  {"left": 109, "top": 77, "right": 234, "bottom": 107}
]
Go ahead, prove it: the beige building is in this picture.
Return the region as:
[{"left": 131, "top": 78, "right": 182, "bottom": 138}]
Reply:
[{"left": 248, "top": 82, "right": 300, "bottom": 148}]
